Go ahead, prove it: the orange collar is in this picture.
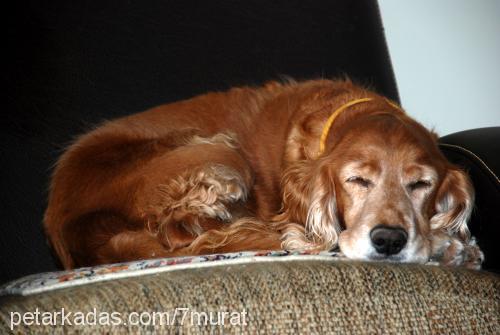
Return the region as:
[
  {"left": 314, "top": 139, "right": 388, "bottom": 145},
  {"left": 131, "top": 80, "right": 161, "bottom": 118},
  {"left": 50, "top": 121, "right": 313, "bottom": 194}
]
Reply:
[
  {"left": 318, "top": 98, "right": 372, "bottom": 155},
  {"left": 318, "top": 97, "right": 402, "bottom": 156}
]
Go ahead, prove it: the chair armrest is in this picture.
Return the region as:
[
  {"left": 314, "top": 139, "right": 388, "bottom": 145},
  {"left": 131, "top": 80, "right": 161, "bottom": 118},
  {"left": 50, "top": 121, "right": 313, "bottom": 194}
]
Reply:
[
  {"left": 1, "top": 260, "right": 498, "bottom": 333},
  {"left": 439, "top": 127, "right": 500, "bottom": 272}
]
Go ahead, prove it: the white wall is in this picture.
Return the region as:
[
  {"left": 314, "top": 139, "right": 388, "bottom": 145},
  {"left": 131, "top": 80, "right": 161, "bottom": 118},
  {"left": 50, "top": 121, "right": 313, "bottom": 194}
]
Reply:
[{"left": 378, "top": 0, "right": 500, "bottom": 136}]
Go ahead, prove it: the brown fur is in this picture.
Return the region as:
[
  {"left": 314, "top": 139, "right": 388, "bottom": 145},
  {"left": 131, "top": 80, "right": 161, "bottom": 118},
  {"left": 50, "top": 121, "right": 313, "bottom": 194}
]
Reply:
[{"left": 44, "top": 79, "right": 482, "bottom": 269}]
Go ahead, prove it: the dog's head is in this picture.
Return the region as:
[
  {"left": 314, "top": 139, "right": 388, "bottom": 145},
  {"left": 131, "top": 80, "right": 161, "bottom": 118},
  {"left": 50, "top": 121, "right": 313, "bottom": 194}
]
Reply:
[{"left": 279, "top": 95, "right": 473, "bottom": 264}]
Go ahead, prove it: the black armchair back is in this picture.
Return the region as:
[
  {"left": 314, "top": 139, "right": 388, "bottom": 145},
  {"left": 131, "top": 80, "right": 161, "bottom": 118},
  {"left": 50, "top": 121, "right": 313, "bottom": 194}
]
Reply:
[{"left": 4, "top": 0, "right": 405, "bottom": 283}]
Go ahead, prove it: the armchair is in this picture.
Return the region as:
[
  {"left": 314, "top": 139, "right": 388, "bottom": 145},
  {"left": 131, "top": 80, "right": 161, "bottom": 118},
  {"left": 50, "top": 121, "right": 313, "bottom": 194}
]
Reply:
[{"left": 2, "top": 1, "right": 498, "bottom": 333}]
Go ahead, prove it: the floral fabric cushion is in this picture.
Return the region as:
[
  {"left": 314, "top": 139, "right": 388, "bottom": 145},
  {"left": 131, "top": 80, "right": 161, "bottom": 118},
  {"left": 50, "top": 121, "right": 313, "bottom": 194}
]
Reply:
[{"left": 0, "top": 250, "right": 343, "bottom": 296}]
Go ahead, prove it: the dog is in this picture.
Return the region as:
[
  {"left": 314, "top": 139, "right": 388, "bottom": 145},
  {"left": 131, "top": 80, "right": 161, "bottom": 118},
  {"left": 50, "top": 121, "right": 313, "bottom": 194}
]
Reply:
[{"left": 44, "top": 79, "right": 483, "bottom": 269}]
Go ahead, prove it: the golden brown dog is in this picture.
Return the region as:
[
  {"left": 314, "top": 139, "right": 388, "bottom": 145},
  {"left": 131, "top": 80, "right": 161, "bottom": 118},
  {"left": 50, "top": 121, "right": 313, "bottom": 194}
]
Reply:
[{"left": 44, "top": 79, "right": 483, "bottom": 269}]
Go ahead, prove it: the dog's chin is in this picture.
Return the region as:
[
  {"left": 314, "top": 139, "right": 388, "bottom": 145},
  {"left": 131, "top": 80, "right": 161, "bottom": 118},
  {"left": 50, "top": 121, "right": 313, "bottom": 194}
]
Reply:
[
  {"left": 361, "top": 253, "right": 429, "bottom": 264},
  {"left": 339, "top": 233, "right": 431, "bottom": 264},
  {"left": 367, "top": 253, "right": 406, "bottom": 263},
  {"left": 341, "top": 249, "right": 430, "bottom": 264}
]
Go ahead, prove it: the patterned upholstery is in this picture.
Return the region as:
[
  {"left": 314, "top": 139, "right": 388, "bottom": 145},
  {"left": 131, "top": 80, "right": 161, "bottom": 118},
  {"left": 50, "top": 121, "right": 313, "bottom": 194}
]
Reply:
[{"left": 1, "top": 259, "right": 498, "bottom": 334}]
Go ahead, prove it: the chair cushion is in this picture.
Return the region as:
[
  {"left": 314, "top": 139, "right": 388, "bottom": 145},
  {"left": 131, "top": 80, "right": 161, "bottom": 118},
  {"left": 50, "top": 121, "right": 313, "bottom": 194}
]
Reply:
[{"left": 1, "top": 252, "right": 498, "bottom": 334}]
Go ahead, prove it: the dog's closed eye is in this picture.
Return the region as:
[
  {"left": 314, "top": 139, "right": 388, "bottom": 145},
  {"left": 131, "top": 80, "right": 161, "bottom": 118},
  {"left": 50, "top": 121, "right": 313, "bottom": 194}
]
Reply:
[
  {"left": 346, "top": 176, "right": 373, "bottom": 188},
  {"left": 407, "top": 180, "right": 432, "bottom": 192}
]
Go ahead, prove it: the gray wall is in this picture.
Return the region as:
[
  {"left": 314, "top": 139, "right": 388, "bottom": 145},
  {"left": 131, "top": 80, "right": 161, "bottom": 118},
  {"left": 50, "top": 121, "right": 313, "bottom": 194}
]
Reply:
[{"left": 379, "top": 0, "right": 500, "bottom": 135}]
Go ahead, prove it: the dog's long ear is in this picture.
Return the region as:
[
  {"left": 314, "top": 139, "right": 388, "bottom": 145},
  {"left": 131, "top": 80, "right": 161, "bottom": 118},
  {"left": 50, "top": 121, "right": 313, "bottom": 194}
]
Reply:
[
  {"left": 430, "top": 167, "right": 474, "bottom": 241},
  {"left": 275, "top": 161, "right": 341, "bottom": 250}
]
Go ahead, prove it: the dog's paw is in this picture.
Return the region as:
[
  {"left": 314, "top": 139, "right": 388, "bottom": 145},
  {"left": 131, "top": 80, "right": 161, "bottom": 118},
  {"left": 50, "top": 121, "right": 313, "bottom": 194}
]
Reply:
[
  {"left": 460, "top": 238, "right": 484, "bottom": 270},
  {"left": 430, "top": 233, "right": 484, "bottom": 270}
]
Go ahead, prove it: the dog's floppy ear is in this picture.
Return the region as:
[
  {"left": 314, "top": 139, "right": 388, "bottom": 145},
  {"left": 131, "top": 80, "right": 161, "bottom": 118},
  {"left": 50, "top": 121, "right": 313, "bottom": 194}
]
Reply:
[
  {"left": 275, "top": 160, "right": 341, "bottom": 250},
  {"left": 430, "top": 167, "right": 474, "bottom": 241}
]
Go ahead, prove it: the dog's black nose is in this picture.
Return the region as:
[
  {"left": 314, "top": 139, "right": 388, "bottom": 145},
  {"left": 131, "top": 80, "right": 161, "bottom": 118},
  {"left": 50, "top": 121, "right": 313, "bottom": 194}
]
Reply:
[{"left": 370, "top": 225, "right": 408, "bottom": 255}]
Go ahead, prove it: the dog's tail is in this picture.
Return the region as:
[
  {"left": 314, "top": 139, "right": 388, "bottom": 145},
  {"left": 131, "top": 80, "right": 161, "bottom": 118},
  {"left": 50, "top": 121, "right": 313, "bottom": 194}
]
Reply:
[{"left": 186, "top": 218, "right": 283, "bottom": 255}]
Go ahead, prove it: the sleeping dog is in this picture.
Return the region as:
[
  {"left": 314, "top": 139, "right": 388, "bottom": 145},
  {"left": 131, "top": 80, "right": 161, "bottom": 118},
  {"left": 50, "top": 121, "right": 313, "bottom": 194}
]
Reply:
[{"left": 44, "top": 79, "right": 483, "bottom": 269}]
